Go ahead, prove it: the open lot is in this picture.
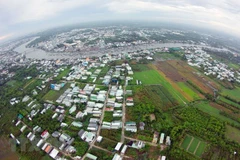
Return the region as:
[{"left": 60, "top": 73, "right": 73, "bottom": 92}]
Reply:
[
  {"left": 180, "top": 135, "right": 206, "bottom": 157},
  {"left": 43, "top": 83, "right": 70, "bottom": 101}
]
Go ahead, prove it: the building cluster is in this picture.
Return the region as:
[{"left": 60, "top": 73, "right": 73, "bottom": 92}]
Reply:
[
  {"left": 28, "top": 27, "right": 191, "bottom": 53},
  {"left": 186, "top": 49, "right": 240, "bottom": 83}
]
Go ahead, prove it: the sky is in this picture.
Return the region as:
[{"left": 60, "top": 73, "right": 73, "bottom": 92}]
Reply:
[{"left": 1, "top": 0, "right": 240, "bottom": 42}]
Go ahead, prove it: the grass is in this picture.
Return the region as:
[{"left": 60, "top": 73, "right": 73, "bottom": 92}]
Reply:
[
  {"left": 55, "top": 67, "right": 70, "bottom": 80},
  {"left": 95, "top": 138, "right": 117, "bottom": 152},
  {"left": 195, "top": 142, "right": 206, "bottom": 157},
  {"left": 228, "top": 63, "right": 240, "bottom": 70},
  {"left": 225, "top": 125, "right": 240, "bottom": 143},
  {"left": 131, "top": 64, "right": 151, "bottom": 72},
  {"left": 103, "top": 112, "right": 113, "bottom": 122},
  {"left": 133, "top": 70, "right": 164, "bottom": 85},
  {"left": 177, "top": 82, "right": 200, "bottom": 100},
  {"left": 181, "top": 135, "right": 192, "bottom": 150},
  {"left": 221, "top": 87, "right": 240, "bottom": 101},
  {"left": 43, "top": 83, "right": 70, "bottom": 101},
  {"left": 6, "top": 80, "right": 18, "bottom": 86},
  {"left": 100, "top": 129, "right": 122, "bottom": 142},
  {"left": 188, "top": 138, "right": 200, "bottom": 153},
  {"left": 194, "top": 101, "right": 240, "bottom": 126}
]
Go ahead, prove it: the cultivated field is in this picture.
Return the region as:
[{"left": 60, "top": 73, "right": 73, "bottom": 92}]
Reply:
[
  {"left": 221, "top": 87, "right": 240, "bottom": 101},
  {"left": 225, "top": 125, "right": 240, "bottom": 143},
  {"left": 155, "top": 60, "right": 218, "bottom": 95},
  {"left": 194, "top": 101, "right": 240, "bottom": 126},
  {"left": 180, "top": 135, "right": 206, "bottom": 157},
  {"left": 131, "top": 64, "right": 187, "bottom": 104},
  {"left": 177, "top": 82, "right": 201, "bottom": 101}
]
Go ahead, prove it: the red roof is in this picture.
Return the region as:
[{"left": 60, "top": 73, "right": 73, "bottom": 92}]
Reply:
[{"left": 41, "top": 130, "right": 48, "bottom": 136}]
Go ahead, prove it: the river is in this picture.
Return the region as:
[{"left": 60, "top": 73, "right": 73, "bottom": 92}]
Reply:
[{"left": 14, "top": 38, "right": 231, "bottom": 60}]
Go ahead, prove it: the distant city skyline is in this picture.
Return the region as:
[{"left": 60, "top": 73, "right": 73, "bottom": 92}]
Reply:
[{"left": 1, "top": 0, "right": 240, "bottom": 42}]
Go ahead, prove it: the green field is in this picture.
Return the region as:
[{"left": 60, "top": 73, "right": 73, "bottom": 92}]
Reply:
[
  {"left": 194, "top": 101, "right": 240, "bottom": 126},
  {"left": 195, "top": 142, "right": 206, "bottom": 157},
  {"left": 181, "top": 135, "right": 206, "bottom": 157},
  {"left": 225, "top": 125, "right": 240, "bottom": 143},
  {"left": 132, "top": 69, "right": 187, "bottom": 104},
  {"left": 43, "top": 83, "right": 70, "bottom": 101},
  {"left": 181, "top": 135, "right": 192, "bottom": 150},
  {"left": 221, "top": 87, "right": 240, "bottom": 101},
  {"left": 133, "top": 69, "right": 165, "bottom": 85},
  {"left": 188, "top": 138, "right": 200, "bottom": 153},
  {"left": 177, "top": 82, "right": 200, "bottom": 100}
]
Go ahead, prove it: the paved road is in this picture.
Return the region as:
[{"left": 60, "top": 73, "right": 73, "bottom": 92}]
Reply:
[
  {"left": 82, "top": 85, "right": 111, "bottom": 159},
  {"left": 124, "top": 136, "right": 158, "bottom": 147},
  {"left": 121, "top": 85, "right": 126, "bottom": 143}
]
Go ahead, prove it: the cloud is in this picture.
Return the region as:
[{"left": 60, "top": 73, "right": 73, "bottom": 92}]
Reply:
[
  {"left": 0, "top": 34, "right": 13, "bottom": 41},
  {"left": 104, "top": 0, "right": 240, "bottom": 36},
  {"left": 0, "top": 0, "right": 95, "bottom": 24},
  {"left": 0, "top": 0, "right": 240, "bottom": 38}
]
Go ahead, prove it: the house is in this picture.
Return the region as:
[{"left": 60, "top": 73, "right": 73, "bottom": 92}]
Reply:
[
  {"left": 36, "top": 139, "right": 44, "bottom": 147},
  {"left": 115, "top": 142, "right": 123, "bottom": 151},
  {"left": 159, "top": 133, "right": 165, "bottom": 144},
  {"left": 20, "top": 125, "right": 27, "bottom": 132},
  {"left": 113, "top": 110, "right": 123, "bottom": 117},
  {"left": 131, "top": 141, "right": 145, "bottom": 149},
  {"left": 112, "top": 154, "right": 122, "bottom": 160},
  {"left": 41, "top": 130, "right": 50, "bottom": 140},
  {"left": 96, "top": 136, "right": 103, "bottom": 143},
  {"left": 126, "top": 97, "right": 134, "bottom": 106},
  {"left": 161, "top": 156, "right": 166, "bottom": 160},
  {"left": 87, "top": 123, "right": 98, "bottom": 131},
  {"left": 125, "top": 126, "right": 137, "bottom": 132},
  {"left": 41, "top": 142, "right": 49, "bottom": 151},
  {"left": 69, "top": 105, "right": 77, "bottom": 114},
  {"left": 52, "top": 113, "right": 58, "bottom": 119},
  {"left": 85, "top": 132, "right": 95, "bottom": 143},
  {"left": 59, "top": 133, "right": 71, "bottom": 143},
  {"left": 86, "top": 153, "right": 97, "bottom": 160},
  {"left": 44, "top": 145, "right": 53, "bottom": 154},
  {"left": 166, "top": 136, "right": 171, "bottom": 146},
  {"left": 52, "top": 131, "right": 61, "bottom": 138},
  {"left": 111, "top": 121, "right": 122, "bottom": 129},
  {"left": 79, "top": 130, "right": 96, "bottom": 143},
  {"left": 139, "top": 122, "right": 145, "bottom": 130},
  {"left": 152, "top": 131, "right": 159, "bottom": 144},
  {"left": 15, "top": 120, "right": 21, "bottom": 126},
  {"left": 49, "top": 148, "right": 59, "bottom": 159},
  {"left": 71, "top": 121, "right": 83, "bottom": 128},
  {"left": 76, "top": 111, "right": 87, "bottom": 119},
  {"left": 126, "top": 121, "right": 136, "bottom": 126},
  {"left": 121, "top": 145, "right": 128, "bottom": 154},
  {"left": 65, "top": 145, "right": 76, "bottom": 154}
]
